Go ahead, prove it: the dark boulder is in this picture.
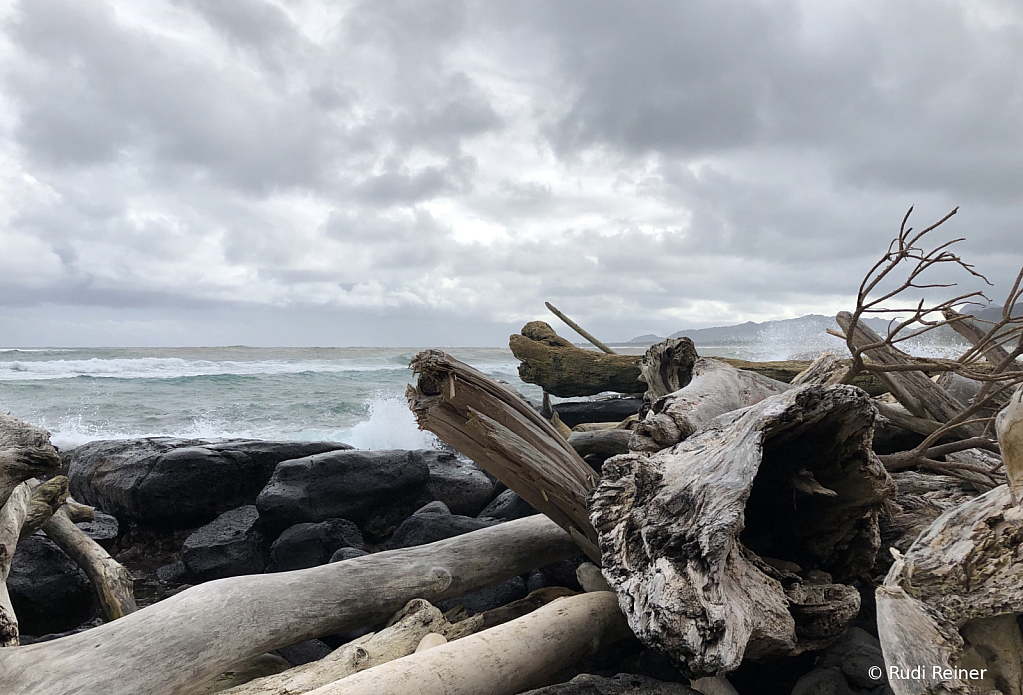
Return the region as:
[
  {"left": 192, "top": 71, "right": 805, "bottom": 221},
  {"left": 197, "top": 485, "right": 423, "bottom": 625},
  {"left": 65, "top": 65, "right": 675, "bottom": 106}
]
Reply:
[
  {"left": 68, "top": 438, "right": 352, "bottom": 527},
  {"left": 423, "top": 451, "right": 494, "bottom": 517},
  {"left": 76, "top": 511, "right": 119, "bottom": 549},
  {"left": 330, "top": 546, "right": 369, "bottom": 563},
  {"left": 274, "top": 639, "right": 333, "bottom": 666},
  {"left": 478, "top": 489, "right": 537, "bottom": 521},
  {"left": 386, "top": 501, "right": 498, "bottom": 550},
  {"left": 8, "top": 535, "right": 95, "bottom": 636},
  {"left": 256, "top": 449, "right": 430, "bottom": 536},
  {"left": 791, "top": 628, "right": 894, "bottom": 695},
  {"left": 553, "top": 397, "right": 643, "bottom": 428},
  {"left": 268, "top": 519, "right": 364, "bottom": 572},
  {"left": 181, "top": 505, "right": 265, "bottom": 581},
  {"left": 520, "top": 674, "right": 697, "bottom": 694},
  {"left": 436, "top": 576, "right": 527, "bottom": 615}
]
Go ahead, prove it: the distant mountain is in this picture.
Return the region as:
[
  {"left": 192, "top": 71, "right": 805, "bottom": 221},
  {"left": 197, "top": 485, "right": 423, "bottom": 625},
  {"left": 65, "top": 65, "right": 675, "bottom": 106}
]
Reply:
[{"left": 626, "top": 315, "right": 891, "bottom": 347}]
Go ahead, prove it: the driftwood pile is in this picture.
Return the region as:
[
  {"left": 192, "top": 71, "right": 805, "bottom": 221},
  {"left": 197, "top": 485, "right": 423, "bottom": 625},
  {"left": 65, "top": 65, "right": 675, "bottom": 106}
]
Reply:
[{"left": 2, "top": 209, "right": 1023, "bottom": 695}]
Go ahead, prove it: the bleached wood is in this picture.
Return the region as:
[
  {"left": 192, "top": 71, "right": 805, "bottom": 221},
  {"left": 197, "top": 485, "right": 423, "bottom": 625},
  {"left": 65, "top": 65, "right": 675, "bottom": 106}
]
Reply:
[
  {"left": 592, "top": 385, "right": 894, "bottom": 676},
  {"left": 629, "top": 358, "right": 790, "bottom": 452},
  {"left": 638, "top": 337, "right": 698, "bottom": 409},
  {"left": 0, "top": 515, "right": 578, "bottom": 695},
  {"left": 0, "top": 482, "right": 31, "bottom": 646},
  {"left": 408, "top": 349, "right": 600, "bottom": 560},
  {"left": 301, "top": 592, "right": 631, "bottom": 695},
  {"left": 997, "top": 385, "right": 1023, "bottom": 504},
  {"left": 19, "top": 476, "right": 68, "bottom": 540},
  {"left": 944, "top": 308, "right": 1022, "bottom": 373},
  {"left": 42, "top": 504, "right": 137, "bottom": 621},
  {"left": 0, "top": 414, "right": 61, "bottom": 510}
]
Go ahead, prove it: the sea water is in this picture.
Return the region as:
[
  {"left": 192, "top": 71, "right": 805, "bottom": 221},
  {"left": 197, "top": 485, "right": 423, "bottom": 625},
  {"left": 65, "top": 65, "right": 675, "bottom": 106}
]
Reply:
[{"left": 0, "top": 331, "right": 967, "bottom": 451}]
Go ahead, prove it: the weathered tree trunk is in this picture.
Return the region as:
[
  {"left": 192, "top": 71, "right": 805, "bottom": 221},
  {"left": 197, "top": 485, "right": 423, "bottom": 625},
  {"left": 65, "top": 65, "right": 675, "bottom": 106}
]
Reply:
[
  {"left": 944, "top": 308, "right": 1022, "bottom": 372},
  {"left": 877, "top": 386, "right": 1023, "bottom": 695},
  {"left": 1, "top": 482, "right": 31, "bottom": 646},
  {"left": 408, "top": 349, "right": 601, "bottom": 560},
  {"left": 0, "top": 515, "right": 578, "bottom": 695},
  {"left": 591, "top": 385, "right": 895, "bottom": 677},
  {"left": 790, "top": 352, "right": 844, "bottom": 386},
  {"left": 299, "top": 592, "right": 631, "bottom": 695},
  {"left": 638, "top": 337, "right": 699, "bottom": 411},
  {"left": 510, "top": 321, "right": 646, "bottom": 397},
  {"left": 567, "top": 429, "right": 631, "bottom": 470},
  {"left": 629, "top": 358, "right": 791, "bottom": 452},
  {"left": 0, "top": 414, "right": 61, "bottom": 509},
  {"left": 18, "top": 475, "right": 68, "bottom": 540},
  {"left": 43, "top": 504, "right": 137, "bottom": 621},
  {"left": 836, "top": 312, "right": 984, "bottom": 437}
]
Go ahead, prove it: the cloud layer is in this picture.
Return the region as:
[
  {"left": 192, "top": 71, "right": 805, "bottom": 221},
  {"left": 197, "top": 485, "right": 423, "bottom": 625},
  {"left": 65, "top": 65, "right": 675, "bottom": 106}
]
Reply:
[{"left": 2, "top": 0, "right": 1022, "bottom": 345}]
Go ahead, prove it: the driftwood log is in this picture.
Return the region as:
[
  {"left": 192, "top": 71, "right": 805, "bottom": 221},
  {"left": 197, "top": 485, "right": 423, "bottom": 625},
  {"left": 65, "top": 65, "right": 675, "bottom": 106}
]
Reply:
[
  {"left": 944, "top": 308, "right": 1022, "bottom": 373},
  {"left": 18, "top": 475, "right": 68, "bottom": 540},
  {"left": 836, "top": 311, "right": 984, "bottom": 438},
  {"left": 298, "top": 592, "right": 631, "bottom": 695},
  {"left": 0, "top": 482, "right": 31, "bottom": 646},
  {"left": 876, "top": 386, "right": 1023, "bottom": 695},
  {"left": 407, "top": 349, "right": 601, "bottom": 559},
  {"left": 43, "top": 504, "right": 137, "bottom": 621},
  {"left": 591, "top": 384, "right": 895, "bottom": 676},
  {"left": 629, "top": 358, "right": 791, "bottom": 452},
  {"left": 638, "top": 337, "right": 699, "bottom": 411},
  {"left": 0, "top": 414, "right": 61, "bottom": 509},
  {"left": 0, "top": 514, "right": 578, "bottom": 695},
  {"left": 567, "top": 429, "right": 631, "bottom": 470}
]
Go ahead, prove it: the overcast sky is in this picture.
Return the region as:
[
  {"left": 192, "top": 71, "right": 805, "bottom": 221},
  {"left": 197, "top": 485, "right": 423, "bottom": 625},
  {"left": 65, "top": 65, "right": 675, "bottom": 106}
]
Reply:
[{"left": 2, "top": 0, "right": 1022, "bottom": 346}]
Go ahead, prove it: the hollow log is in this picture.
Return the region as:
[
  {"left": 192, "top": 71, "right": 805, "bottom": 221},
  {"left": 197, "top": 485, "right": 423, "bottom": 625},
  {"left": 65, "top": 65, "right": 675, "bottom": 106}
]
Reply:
[
  {"left": 408, "top": 349, "right": 600, "bottom": 559},
  {"left": 877, "top": 387, "right": 1023, "bottom": 695},
  {"left": 510, "top": 321, "right": 646, "bottom": 397},
  {"left": 19, "top": 475, "right": 69, "bottom": 540},
  {"left": 299, "top": 592, "right": 632, "bottom": 695},
  {"left": 629, "top": 358, "right": 791, "bottom": 452},
  {"left": 0, "top": 482, "right": 31, "bottom": 647},
  {"left": 43, "top": 504, "right": 137, "bottom": 621},
  {"left": 0, "top": 514, "right": 578, "bottom": 695},
  {"left": 0, "top": 414, "right": 61, "bottom": 509},
  {"left": 638, "top": 337, "right": 699, "bottom": 410},
  {"left": 591, "top": 385, "right": 895, "bottom": 677},
  {"left": 836, "top": 312, "right": 984, "bottom": 437}
]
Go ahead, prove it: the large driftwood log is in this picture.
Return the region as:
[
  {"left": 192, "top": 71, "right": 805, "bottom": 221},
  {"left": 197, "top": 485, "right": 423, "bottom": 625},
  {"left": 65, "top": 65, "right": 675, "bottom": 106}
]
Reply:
[
  {"left": 567, "top": 429, "right": 631, "bottom": 470},
  {"left": 638, "top": 337, "right": 699, "bottom": 410},
  {"left": 877, "top": 386, "right": 1023, "bottom": 695},
  {"left": 43, "top": 504, "right": 137, "bottom": 620},
  {"left": 944, "top": 307, "right": 1022, "bottom": 373},
  {"left": 629, "top": 358, "right": 791, "bottom": 452},
  {"left": 0, "top": 482, "right": 31, "bottom": 646},
  {"left": 299, "top": 592, "right": 631, "bottom": 695},
  {"left": 0, "top": 515, "right": 578, "bottom": 695},
  {"left": 510, "top": 321, "right": 646, "bottom": 397},
  {"left": 408, "top": 349, "right": 601, "bottom": 559},
  {"left": 18, "top": 475, "right": 69, "bottom": 540},
  {"left": 836, "top": 311, "right": 984, "bottom": 438},
  {"left": 591, "top": 385, "right": 895, "bottom": 676},
  {"left": 0, "top": 414, "right": 61, "bottom": 509}
]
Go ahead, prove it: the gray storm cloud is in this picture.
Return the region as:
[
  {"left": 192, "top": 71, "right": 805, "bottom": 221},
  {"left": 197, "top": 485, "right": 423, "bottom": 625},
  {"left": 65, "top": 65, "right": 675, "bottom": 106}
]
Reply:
[{"left": 1, "top": 0, "right": 1021, "bottom": 346}]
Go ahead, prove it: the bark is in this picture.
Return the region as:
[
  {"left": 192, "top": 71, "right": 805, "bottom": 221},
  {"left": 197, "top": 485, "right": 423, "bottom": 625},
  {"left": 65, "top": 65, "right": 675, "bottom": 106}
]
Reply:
[
  {"left": 837, "top": 311, "right": 984, "bottom": 437},
  {"left": 510, "top": 321, "right": 646, "bottom": 397},
  {"left": 638, "top": 337, "right": 699, "bottom": 410},
  {"left": 0, "top": 482, "right": 31, "bottom": 646},
  {"left": 408, "top": 349, "right": 601, "bottom": 560},
  {"left": 43, "top": 504, "right": 137, "bottom": 621},
  {"left": 629, "top": 358, "right": 791, "bottom": 452},
  {"left": 300, "top": 592, "right": 632, "bottom": 695},
  {"left": 0, "top": 413, "right": 61, "bottom": 509},
  {"left": 591, "top": 385, "right": 895, "bottom": 677},
  {"left": 19, "top": 475, "right": 68, "bottom": 540}
]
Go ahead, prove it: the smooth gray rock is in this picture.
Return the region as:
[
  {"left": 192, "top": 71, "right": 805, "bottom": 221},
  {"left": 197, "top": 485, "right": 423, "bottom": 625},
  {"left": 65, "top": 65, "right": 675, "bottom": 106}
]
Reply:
[
  {"left": 329, "top": 546, "right": 369, "bottom": 563},
  {"left": 424, "top": 451, "right": 494, "bottom": 517},
  {"left": 520, "top": 673, "right": 697, "bottom": 694},
  {"left": 68, "top": 438, "right": 352, "bottom": 527},
  {"left": 792, "top": 628, "right": 894, "bottom": 695},
  {"left": 181, "top": 505, "right": 264, "bottom": 581},
  {"left": 274, "top": 639, "right": 332, "bottom": 666},
  {"left": 268, "top": 518, "right": 364, "bottom": 572},
  {"left": 436, "top": 576, "right": 527, "bottom": 615},
  {"left": 478, "top": 489, "right": 538, "bottom": 521},
  {"left": 386, "top": 501, "right": 498, "bottom": 550},
  {"left": 256, "top": 449, "right": 429, "bottom": 535},
  {"left": 8, "top": 535, "right": 95, "bottom": 636},
  {"left": 156, "top": 561, "right": 190, "bottom": 585}
]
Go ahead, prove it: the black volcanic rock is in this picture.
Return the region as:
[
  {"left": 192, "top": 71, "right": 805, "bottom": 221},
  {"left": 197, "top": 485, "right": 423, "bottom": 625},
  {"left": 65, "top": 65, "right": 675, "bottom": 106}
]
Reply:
[
  {"left": 387, "top": 501, "right": 498, "bottom": 550},
  {"left": 181, "top": 505, "right": 265, "bottom": 581},
  {"left": 268, "top": 518, "right": 364, "bottom": 572},
  {"left": 8, "top": 535, "right": 95, "bottom": 636},
  {"left": 68, "top": 438, "right": 352, "bottom": 527}
]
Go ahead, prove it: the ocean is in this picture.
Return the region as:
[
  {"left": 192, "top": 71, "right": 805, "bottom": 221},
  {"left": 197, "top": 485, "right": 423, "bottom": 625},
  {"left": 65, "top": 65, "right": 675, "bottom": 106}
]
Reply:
[{"left": 0, "top": 331, "right": 964, "bottom": 452}]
